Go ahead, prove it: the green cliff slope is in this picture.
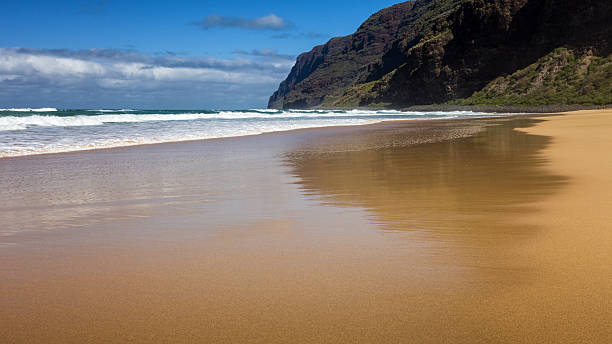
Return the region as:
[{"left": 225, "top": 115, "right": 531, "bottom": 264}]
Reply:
[
  {"left": 452, "top": 48, "right": 611, "bottom": 106},
  {"left": 269, "top": 0, "right": 611, "bottom": 109}
]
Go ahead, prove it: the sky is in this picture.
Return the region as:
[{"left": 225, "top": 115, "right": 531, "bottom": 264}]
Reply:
[{"left": 0, "top": 0, "right": 401, "bottom": 109}]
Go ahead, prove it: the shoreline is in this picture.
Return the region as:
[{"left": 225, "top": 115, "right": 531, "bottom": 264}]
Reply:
[
  {"left": 1, "top": 111, "right": 543, "bottom": 161},
  {"left": 3, "top": 110, "right": 612, "bottom": 342}
]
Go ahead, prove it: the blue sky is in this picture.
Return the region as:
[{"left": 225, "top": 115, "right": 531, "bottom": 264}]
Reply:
[{"left": 0, "top": 0, "right": 400, "bottom": 109}]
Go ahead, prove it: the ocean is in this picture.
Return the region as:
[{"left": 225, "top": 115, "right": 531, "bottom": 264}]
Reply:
[{"left": 0, "top": 108, "right": 513, "bottom": 158}]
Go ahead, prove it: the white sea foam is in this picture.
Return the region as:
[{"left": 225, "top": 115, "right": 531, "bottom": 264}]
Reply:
[
  {"left": 0, "top": 113, "right": 217, "bottom": 130},
  {"left": 0, "top": 109, "right": 512, "bottom": 158},
  {"left": 0, "top": 117, "right": 381, "bottom": 158},
  {"left": 0, "top": 110, "right": 497, "bottom": 132}
]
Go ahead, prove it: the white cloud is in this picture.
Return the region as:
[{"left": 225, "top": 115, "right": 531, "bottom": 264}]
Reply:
[
  {"left": 195, "top": 13, "right": 292, "bottom": 30},
  {"left": 0, "top": 48, "right": 294, "bottom": 108},
  {"left": 0, "top": 49, "right": 285, "bottom": 84},
  {"left": 251, "top": 14, "right": 287, "bottom": 29}
]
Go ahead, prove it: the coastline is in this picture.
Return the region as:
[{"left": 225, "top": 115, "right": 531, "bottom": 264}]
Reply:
[
  {"left": 0, "top": 110, "right": 537, "bottom": 160},
  {"left": 2, "top": 110, "right": 612, "bottom": 342}
]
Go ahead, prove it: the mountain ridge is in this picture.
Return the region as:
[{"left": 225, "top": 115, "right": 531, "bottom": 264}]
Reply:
[{"left": 268, "top": 0, "right": 611, "bottom": 109}]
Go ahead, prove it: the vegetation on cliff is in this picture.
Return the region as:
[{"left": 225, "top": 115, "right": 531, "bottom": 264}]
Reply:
[
  {"left": 452, "top": 48, "right": 611, "bottom": 106},
  {"left": 269, "top": 0, "right": 611, "bottom": 109}
]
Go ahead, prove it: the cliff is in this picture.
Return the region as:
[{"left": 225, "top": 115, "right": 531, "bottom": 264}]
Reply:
[{"left": 268, "top": 0, "right": 611, "bottom": 109}]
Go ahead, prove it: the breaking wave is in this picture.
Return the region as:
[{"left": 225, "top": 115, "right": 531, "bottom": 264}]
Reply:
[{"left": 0, "top": 108, "right": 513, "bottom": 158}]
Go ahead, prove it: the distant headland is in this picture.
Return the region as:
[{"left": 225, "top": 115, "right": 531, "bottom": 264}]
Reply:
[{"left": 269, "top": 0, "right": 611, "bottom": 110}]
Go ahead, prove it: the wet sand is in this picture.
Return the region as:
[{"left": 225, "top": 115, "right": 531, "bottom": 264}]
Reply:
[{"left": 1, "top": 111, "right": 611, "bottom": 343}]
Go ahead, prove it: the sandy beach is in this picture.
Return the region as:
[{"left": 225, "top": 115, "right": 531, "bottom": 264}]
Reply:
[{"left": 1, "top": 110, "right": 611, "bottom": 343}]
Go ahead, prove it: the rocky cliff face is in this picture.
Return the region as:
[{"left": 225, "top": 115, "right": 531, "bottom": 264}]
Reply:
[
  {"left": 268, "top": 1, "right": 418, "bottom": 109},
  {"left": 269, "top": 0, "right": 611, "bottom": 109}
]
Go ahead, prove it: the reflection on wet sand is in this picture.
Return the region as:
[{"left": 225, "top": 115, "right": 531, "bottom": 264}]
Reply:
[
  {"left": 286, "top": 118, "right": 567, "bottom": 264},
  {"left": 4, "top": 116, "right": 595, "bottom": 343}
]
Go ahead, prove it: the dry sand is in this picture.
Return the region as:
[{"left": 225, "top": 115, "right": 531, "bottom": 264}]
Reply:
[{"left": 1, "top": 111, "right": 611, "bottom": 343}]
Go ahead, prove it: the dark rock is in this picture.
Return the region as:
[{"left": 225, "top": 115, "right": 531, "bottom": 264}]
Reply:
[{"left": 269, "top": 0, "right": 611, "bottom": 109}]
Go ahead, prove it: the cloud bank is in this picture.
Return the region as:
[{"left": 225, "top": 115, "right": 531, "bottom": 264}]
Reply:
[
  {"left": 195, "top": 14, "right": 292, "bottom": 31},
  {"left": 0, "top": 48, "right": 295, "bottom": 109}
]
